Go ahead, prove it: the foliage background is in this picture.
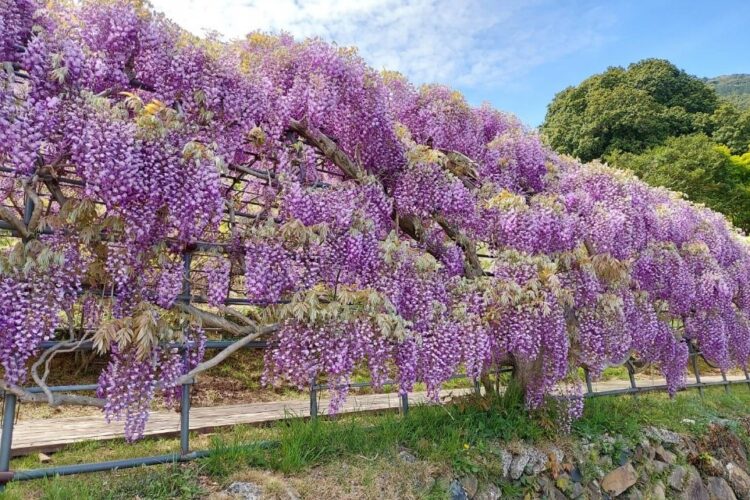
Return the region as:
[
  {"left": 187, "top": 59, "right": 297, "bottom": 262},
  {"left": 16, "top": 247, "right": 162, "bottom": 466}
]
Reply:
[{"left": 542, "top": 61, "right": 750, "bottom": 231}]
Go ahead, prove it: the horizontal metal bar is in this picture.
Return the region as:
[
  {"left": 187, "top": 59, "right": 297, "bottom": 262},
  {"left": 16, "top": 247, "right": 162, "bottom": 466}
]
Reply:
[
  {"left": 23, "top": 384, "right": 98, "bottom": 394},
  {"left": 8, "top": 440, "right": 277, "bottom": 482},
  {"left": 312, "top": 369, "right": 514, "bottom": 391},
  {"left": 10, "top": 452, "right": 209, "bottom": 481},
  {"left": 38, "top": 341, "right": 95, "bottom": 351},
  {"left": 37, "top": 339, "right": 269, "bottom": 352},
  {"left": 586, "top": 378, "right": 745, "bottom": 398},
  {"left": 203, "top": 340, "right": 268, "bottom": 349}
]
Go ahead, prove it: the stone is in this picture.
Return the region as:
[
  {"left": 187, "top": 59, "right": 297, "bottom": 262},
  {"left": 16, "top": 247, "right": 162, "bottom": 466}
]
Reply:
[
  {"left": 639, "top": 438, "right": 656, "bottom": 461},
  {"left": 669, "top": 466, "right": 688, "bottom": 491},
  {"left": 654, "top": 445, "right": 676, "bottom": 464},
  {"left": 681, "top": 468, "right": 709, "bottom": 500},
  {"left": 726, "top": 462, "right": 750, "bottom": 500},
  {"left": 460, "top": 475, "right": 478, "bottom": 498},
  {"left": 548, "top": 446, "right": 564, "bottom": 467},
  {"left": 651, "top": 482, "right": 666, "bottom": 500},
  {"left": 586, "top": 480, "right": 603, "bottom": 500},
  {"left": 475, "top": 483, "right": 502, "bottom": 500},
  {"left": 398, "top": 450, "right": 417, "bottom": 463},
  {"left": 601, "top": 463, "right": 638, "bottom": 497},
  {"left": 499, "top": 449, "right": 513, "bottom": 479},
  {"left": 225, "top": 482, "right": 262, "bottom": 500},
  {"left": 449, "top": 479, "right": 468, "bottom": 500},
  {"left": 707, "top": 477, "right": 738, "bottom": 500},
  {"left": 550, "top": 487, "right": 566, "bottom": 500},
  {"left": 598, "top": 455, "right": 613, "bottom": 469},
  {"left": 570, "top": 466, "right": 583, "bottom": 483},
  {"left": 652, "top": 460, "right": 669, "bottom": 474},
  {"left": 570, "top": 482, "right": 585, "bottom": 499},
  {"left": 700, "top": 456, "right": 726, "bottom": 477},
  {"left": 712, "top": 418, "right": 734, "bottom": 428},
  {"left": 537, "top": 476, "right": 555, "bottom": 498},
  {"left": 510, "top": 450, "right": 532, "bottom": 480},
  {"left": 623, "top": 487, "right": 643, "bottom": 500},
  {"left": 38, "top": 452, "right": 51, "bottom": 464},
  {"left": 524, "top": 448, "right": 550, "bottom": 476},
  {"left": 645, "top": 427, "right": 682, "bottom": 446},
  {"left": 682, "top": 419, "right": 697, "bottom": 425}
]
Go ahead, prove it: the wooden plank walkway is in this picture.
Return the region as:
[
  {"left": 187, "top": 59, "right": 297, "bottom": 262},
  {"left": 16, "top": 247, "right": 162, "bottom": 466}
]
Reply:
[
  {"left": 5, "top": 374, "right": 747, "bottom": 456},
  {"left": 7, "top": 387, "right": 472, "bottom": 456}
]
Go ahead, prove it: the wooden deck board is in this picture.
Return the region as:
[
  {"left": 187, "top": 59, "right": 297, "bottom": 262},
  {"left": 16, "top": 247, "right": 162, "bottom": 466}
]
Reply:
[
  {"left": 5, "top": 388, "right": 470, "bottom": 455},
  {"left": 4, "top": 374, "right": 747, "bottom": 456}
]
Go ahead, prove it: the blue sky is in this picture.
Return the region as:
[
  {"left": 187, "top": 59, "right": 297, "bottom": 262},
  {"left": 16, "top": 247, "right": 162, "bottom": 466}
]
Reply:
[{"left": 152, "top": 0, "right": 750, "bottom": 127}]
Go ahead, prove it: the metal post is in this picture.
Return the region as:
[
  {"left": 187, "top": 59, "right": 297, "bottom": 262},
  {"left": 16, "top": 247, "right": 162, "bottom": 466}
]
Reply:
[
  {"left": 179, "top": 253, "right": 192, "bottom": 456},
  {"left": 182, "top": 253, "right": 192, "bottom": 298},
  {"left": 0, "top": 393, "right": 17, "bottom": 490},
  {"left": 22, "top": 196, "right": 33, "bottom": 226},
  {"left": 474, "top": 379, "right": 481, "bottom": 396},
  {"left": 690, "top": 343, "right": 704, "bottom": 399},
  {"left": 626, "top": 361, "right": 638, "bottom": 399},
  {"left": 400, "top": 393, "right": 409, "bottom": 417},
  {"left": 309, "top": 377, "right": 318, "bottom": 419},
  {"left": 584, "top": 368, "right": 593, "bottom": 395},
  {"left": 179, "top": 382, "right": 191, "bottom": 456}
]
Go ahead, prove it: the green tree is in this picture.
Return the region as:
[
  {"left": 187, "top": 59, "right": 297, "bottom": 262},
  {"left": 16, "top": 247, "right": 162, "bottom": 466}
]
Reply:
[
  {"left": 708, "top": 103, "right": 750, "bottom": 154},
  {"left": 542, "top": 59, "right": 719, "bottom": 162},
  {"left": 608, "top": 134, "right": 750, "bottom": 231}
]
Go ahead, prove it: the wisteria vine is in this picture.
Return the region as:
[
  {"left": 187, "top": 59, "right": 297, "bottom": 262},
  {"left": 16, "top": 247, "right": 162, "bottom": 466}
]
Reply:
[{"left": 2, "top": 0, "right": 750, "bottom": 440}]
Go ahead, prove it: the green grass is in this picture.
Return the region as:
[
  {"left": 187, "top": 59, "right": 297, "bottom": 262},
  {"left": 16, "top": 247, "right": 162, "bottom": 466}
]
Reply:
[
  {"left": 5, "top": 385, "right": 750, "bottom": 498},
  {"left": 599, "top": 366, "right": 629, "bottom": 381},
  {"left": 1, "top": 463, "right": 206, "bottom": 500}
]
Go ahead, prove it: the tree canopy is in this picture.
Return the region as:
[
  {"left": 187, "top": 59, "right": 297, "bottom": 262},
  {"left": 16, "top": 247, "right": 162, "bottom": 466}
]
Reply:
[
  {"left": 541, "top": 59, "right": 719, "bottom": 162},
  {"left": 4, "top": 1, "right": 750, "bottom": 441},
  {"left": 542, "top": 60, "right": 750, "bottom": 230}
]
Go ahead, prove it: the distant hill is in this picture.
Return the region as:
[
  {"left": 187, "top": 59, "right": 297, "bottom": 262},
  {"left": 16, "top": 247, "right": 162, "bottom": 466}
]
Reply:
[{"left": 705, "top": 74, "right": 750, "bottom": 110}]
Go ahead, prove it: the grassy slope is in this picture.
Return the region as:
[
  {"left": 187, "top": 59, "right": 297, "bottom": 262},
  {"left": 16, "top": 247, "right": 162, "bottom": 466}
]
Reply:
[{"left": 4, "top": 384, "right": 750, "bottom": 499}]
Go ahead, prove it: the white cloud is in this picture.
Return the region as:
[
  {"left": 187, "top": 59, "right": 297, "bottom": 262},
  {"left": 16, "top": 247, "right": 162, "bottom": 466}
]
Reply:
[{"left": 151, "top": 0, "right": 612, "bottom": 89}]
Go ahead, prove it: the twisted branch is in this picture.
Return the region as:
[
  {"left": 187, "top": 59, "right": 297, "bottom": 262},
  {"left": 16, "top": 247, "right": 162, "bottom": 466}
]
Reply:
[
  {"left": 288, "top": 118, "right": 485, "bottom": 278},
  {"left": 171, "top": 324, "right": 278, "bottom": 386},
  {"left": 0, "top": 206, "right": 29, "bottom": 238}
]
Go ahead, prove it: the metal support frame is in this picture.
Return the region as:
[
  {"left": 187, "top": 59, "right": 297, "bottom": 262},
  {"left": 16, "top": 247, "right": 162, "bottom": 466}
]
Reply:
[
  {"left": 180, "top": 382, "right": 191, "bottom": 456},
  {"left": 8, "top": 440, "right": 277, "bottom": 484},
  {"left": 689, "top": 342, "right": 705, "bottom": 399},
  {"left": 2, "top": 359, "right": 750, "bottom": 490},
  {"left": 721, "top": 371, "right": 730, "bottom": 394},
  {"left": 400, "top": 393, "right": 409, "bottom": 416},
  {"left": 309, "top": 377, "right": 318, "bottom": 419},
  {"left": 0, "top": 123, "right": 749, "bottom": 492},
  {"left": 626, "top": 361, "right": 638, "bottom": 398},
  {"left": 0, "top": 393, "right": 17, "bottom": 488},
  {"left": 179, "top": 252, "right": 193, "bottom": 456}
]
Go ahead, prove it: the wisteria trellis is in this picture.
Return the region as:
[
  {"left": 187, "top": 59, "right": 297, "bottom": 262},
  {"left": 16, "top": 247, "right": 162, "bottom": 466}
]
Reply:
[{"left": 2, "top": 0, "right": 750, "bottom": 441}]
